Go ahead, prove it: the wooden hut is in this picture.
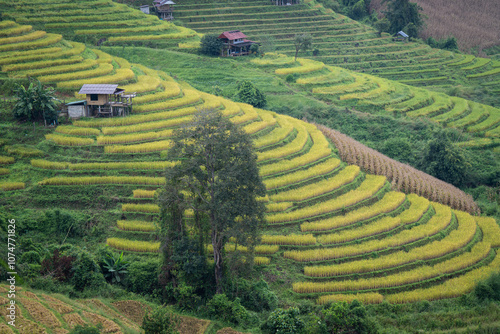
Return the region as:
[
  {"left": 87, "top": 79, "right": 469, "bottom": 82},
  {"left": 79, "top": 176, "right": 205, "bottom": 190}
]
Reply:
[
  {"left": 77, "top": 84, "right": 134, "bottom": 117},
  {"left": 154, "top": 0, "right": 175, "bottom": 21},
  {"left": 218, "top": 30, "right": 258, "bottom": 57}
]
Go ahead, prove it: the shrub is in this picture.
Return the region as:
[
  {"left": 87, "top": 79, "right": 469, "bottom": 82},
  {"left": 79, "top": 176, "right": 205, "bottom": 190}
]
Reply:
[
  {"left": 20, "top": 250, "right": 41, "bottom": 264},
  {"left": 142, "top": 306, "right": 179, "bottom": 334},
  {"left": 71, "top": 251, "right": 106, "bottom": 292},
  {"left": 235, "top": 80, "right": 267, "bottom": 108},
  {"left": 199, "top": 34, "right": 223, "bottom": 56},
  {"left": 41, "top": 209, "right": 84, "bottom": 238},
  {"left": 475, "top": 271, "right": 500, "bottom": 301},
  {"left": 206, "top": 294, "right": 250, "bottom": 326},
  {"left": 40, "top": 249, "right": 75, "bottom": 282},
  {"left": 320, "top": 300, "right": 376, "bottom": 334},
  {"left": 261, "top": 307, "right": 305, "bottom": 334},
  {"left": 233, "top": 279, "right": 278, "bottom": 312},
  {"left": 125, "top": 257, "right": 161, "bottom": 295}
]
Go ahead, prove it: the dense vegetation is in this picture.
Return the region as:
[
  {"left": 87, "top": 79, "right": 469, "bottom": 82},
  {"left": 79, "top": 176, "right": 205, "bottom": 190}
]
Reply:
[{"left": 0, "top": 0, "right": 499, "bottom": 332}]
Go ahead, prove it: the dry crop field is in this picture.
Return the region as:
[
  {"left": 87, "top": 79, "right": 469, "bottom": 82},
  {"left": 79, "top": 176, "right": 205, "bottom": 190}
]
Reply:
[{"left": 370, "top": 0, "right": 500, "bottom": 53}]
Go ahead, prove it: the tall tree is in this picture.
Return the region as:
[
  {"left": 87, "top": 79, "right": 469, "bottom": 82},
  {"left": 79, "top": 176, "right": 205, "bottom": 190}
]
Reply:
[
  {"left": 159, "top": 109, "right": 266, "bottom": 294},
  {"left": 199, "top": 34, "right": 224, "bottom": 56},
  {"left": 383, "top": 0, "right": 424, "bottom": 36},
  {"left": 294, "top": 34, "right": 312, "bottom": 61}
]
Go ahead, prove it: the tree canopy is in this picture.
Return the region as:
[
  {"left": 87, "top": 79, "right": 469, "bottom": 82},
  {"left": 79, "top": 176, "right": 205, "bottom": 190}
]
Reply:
[
  {"left": 235, "top": 81, "right": 267, "bottom": 108},
  {"left": 199, "top": 34, "right": 224, "bottom": 56},
  {"left": 294, "top": 34, "right": 312, "bottom": 61},
  {"left": 159, "top": 108, "right": 266, "bottom": 294},
  {"left": 383, "top": 0, "right": 424, "bottom": 36}
]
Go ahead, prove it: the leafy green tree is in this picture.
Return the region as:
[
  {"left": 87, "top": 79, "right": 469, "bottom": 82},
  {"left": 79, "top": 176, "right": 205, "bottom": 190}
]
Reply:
[
  {"left": 294, "top": 34, "right": 312, "bottom": 61},
  {"left": 261, "top": 307, "right": 305, "bottom": 334},
  {"left": 321, "top": 300, "right": 377, "bottom": 333},
  {"left": 101, "top": 251, "right": 129, "bottom": 284},
  {"left": 206, "top": 293, "right": 250, "bottom": 326},
  {"left": 159, "top": 109, "right": 266, "bottom": 294},
  {"left": 235, "top": 80, "right": 267, "bottom": 108},
  {"left": 349, "top": 0, "right": 367, "bottom": 19},
  {"left": 13, "top": 78, "right": 58, "bottom": 123},
  {"left": 199, "top": 34, "right": 224, "bottom": 56},
  {"left": 71, "top": 251, "right": 105, "bottom": 292},
  {"left": 420, "top": 133, "right": 469, "bottom": 187},
  {"left": 142, "top": 306, "right": 179, "bottom": 334},
  {"left": 374, "top": 18, "right": 390, "bottom": 36},
  {"left": 383, "top": 0, "right": 424, "bottom": 36}
]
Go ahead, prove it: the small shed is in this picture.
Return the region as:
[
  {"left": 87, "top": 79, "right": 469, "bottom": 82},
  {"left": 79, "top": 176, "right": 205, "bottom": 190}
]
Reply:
[
  {"left": 78, "top": 84, "right": 134, "bottom": 117},
  {"left": 394, "top": 31, "right": 409, "bottom": 42},
  {"left": 218, "top": 30, "right": 258, "bottom": 57},
  {"left": 140, "top": 5, "right": 150, "bottom": 14},
  {"left": 154, "top": 0, "right": 175, "bottom": 20},
  {"left": 66, "top": 100, "right": 87, "bottom": 119}
]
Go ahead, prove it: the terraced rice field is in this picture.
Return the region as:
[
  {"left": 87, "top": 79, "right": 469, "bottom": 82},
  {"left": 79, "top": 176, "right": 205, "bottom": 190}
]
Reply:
[
  {"left": 3, "top": 22, "right": 500, "bottom": 306},
  {"left": 251, "top": 53, "right": 500, "bottom": 149},
  {"left": 0, "top": 0, "right": 200, "bottom": 48},
  {"left": 172, "top": 0, "right": 500, "bottom": 94}
]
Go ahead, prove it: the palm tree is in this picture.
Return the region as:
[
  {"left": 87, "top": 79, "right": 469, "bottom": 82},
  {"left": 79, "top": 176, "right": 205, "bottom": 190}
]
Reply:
[{"left": 13, "top": 78, "right": 59, "bottom": 124}]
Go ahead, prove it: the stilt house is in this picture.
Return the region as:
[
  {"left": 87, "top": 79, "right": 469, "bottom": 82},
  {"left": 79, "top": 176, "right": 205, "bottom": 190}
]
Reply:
[
  {"left": 218, "top": 30, "right": 257, "bottom": 57},
  {"left": 76, "top": 84, "right": 134, "bottom": 118},
  {"left": 154, "top": 0, "right": 175, "bottom": 20}
]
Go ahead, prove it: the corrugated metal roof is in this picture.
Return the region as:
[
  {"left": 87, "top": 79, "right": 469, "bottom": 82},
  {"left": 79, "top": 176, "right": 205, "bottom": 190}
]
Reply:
[
  {"left": 66, "top": 100, "right": 87, "bottom": 106},
  {"left": 397, "top": 31, "right": 409, "bottom": 38},
  {"left": 218, "top": 30, "right": 247, "bottom": 40},
  {"left": 78, "top": 84, "right": 119, "bottom": 95}
]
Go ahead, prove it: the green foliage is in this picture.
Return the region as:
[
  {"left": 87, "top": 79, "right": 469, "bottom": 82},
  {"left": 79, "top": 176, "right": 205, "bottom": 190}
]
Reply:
[
  {"left": 383, "top": 0, "right": 424, "bottom": 36},
  {"left": 374, "top": 18, "right": 390, "bottom": 36},
  {"left": 172, "top": 282, "right": 202, "bottom": 311},
  {"left": 475, "top": 271, "right": 500, "bottom": 301},
  {"left": 71, "top": 251, "right": 105, "bottom": 292},
  {"left": 41, "top": 209, "right": 84, "bottom": 239},
  {"left": 171, "top": 238, "right": 210, "bottom": 289},
  {"left": 420, "top": 133, "right": 469, "bottom": 187},
  {"left": 20, "top": 250, "right": 41, "bottom": 264},
  {"left": 142, "top": 306, "right": 179, "bottom": 334},
  {"left": 250, "top": 43, "right": 260, "bottom": 55},
  {"left": 101, "top": 251, "right": 129, "bottom": 284},
  {"left": 231, "top": 279, "right": 278, "bottom": 312},
  {"left": 12, "top": 78, "right": 59, "bottom": 123},
  {"left": 294, "top": 34, "right": 312, "bottom": 61},
  {"left": 262, "top": 307, "right": 305, "bottom": 334},
  {"left": 206, "top": 293, "right": 250, "bottom": 326},
  {"left": 349, "top": 0, "right": 367, "bottom": 20},
  {"left": 285, "top": 73, "right": 299, "bottom": 83},
  {"left": 380, "top": 137, "right": 413, "bottom": 164},
  {"left": 426, "top": 36, "right": 459, "bottom": 51},
  {"left": 235, "top": 80, "right": 267, "bottom": 108},
  {"left": 159, "top": 108, "right": 266, "bottom": 294},
  {"left": 320, "top": 300, "right": 377, "bottom": 334},
  {"left": 69, "top": 324, "right": 103, "bottom": 334},
  {"left": 125, "top": 257, "right": 161, "bottom": 295},
  {"left": 199, "top": 34, "right": 223, "bottom": 56}
]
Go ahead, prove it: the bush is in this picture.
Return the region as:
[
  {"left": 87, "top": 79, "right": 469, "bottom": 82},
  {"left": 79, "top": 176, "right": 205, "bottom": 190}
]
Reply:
[
  {"left": 235, "top": 80, "right": 267, "bottom": 108},
  {"left": 475, "top": 271, "right": 500, "bottom": 301},
  {"left": 285, "top": 73, "right": 300, "bottom": 83},
  {"left": 233, "top": 279, "right": 278, "bottom": 312},
  {"left": 40, "top": 249, "right": 75, "bottom": 282},
  {"left": 41, "top": 209, "right": 85, "bottom": 239},
  {"left": 206, "top": 294, "right": 250, "bottom": 326},
  {"left": 71, "top": 251, "right": 105, "bottom": 292},
  {"left": 142, "top": 306, "right": 179, "bottom": 334},
  {"left": 261, "top": 307, "right": 305, "bottom": 334},
  {"left": 21, "top": 250, "right": 41, "bottom": 264},
  {"left": 320, "top": 300, "right": 377, "bottom": 334},
  {"left": 125, "top": 257, "right": 161, "bottom": 295},
  {"left": 199, "top": 34, "right": 223, "bottom": 56}
]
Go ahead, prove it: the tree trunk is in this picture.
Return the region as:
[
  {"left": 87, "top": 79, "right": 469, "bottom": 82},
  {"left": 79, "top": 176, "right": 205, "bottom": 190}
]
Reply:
[{"left": 212, "top": 228, "right": 223, "bottom": 294}]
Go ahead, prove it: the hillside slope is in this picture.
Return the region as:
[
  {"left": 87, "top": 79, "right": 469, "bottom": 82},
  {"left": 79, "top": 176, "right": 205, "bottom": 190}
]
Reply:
[{"left": 1, "top": 22, "right": 500, "bottom": 308}]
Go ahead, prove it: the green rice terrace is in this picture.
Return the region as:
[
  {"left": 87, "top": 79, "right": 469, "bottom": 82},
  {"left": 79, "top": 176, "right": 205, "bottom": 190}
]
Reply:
[
  {"left": 0, "top": 1, "right": 500, "bottom": 332},
  {"left": 171, "top": 0, "right": 500, "bottom": 102}
]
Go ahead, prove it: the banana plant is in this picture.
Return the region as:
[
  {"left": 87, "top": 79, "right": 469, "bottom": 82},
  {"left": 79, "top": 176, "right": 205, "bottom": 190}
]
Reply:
[{"left": 102, "top": 252, "right": 129, "bottom": 284}]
